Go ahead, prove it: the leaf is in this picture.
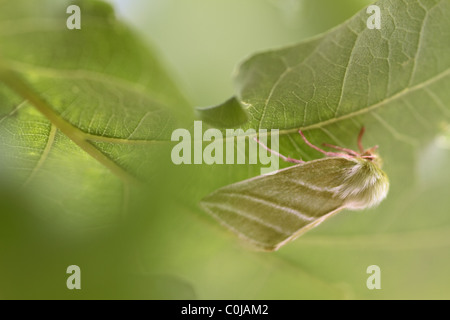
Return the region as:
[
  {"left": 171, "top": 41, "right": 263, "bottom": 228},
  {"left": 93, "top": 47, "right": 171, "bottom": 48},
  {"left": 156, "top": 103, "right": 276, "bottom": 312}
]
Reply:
[
  {"left": 165, "top": 0, "right": 450, "bottom": 299},
  {"left": 196, "top": 97, "right": 248, "bottom": 128},
  {"left": 194, "top": 0, "right": 450, "bottom": 205},
  {"left": 0, "top": 0, "right": 192, "bottom": 225},
  {"left": 203, "top": 0, "right": 450, "bottom": 137},
  {"left": 190, "top": 0, "right": 450, "bottom": 212},
  {"left": 2, "top": 0, "right": 450, "bottom": 300}
]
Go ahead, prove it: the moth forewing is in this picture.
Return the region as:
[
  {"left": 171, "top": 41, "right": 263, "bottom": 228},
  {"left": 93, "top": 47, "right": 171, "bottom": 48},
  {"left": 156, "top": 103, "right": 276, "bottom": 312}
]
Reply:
[
  {"left": 270, "top": 205, "right": 347, "bottom": 251},
  {"left": 200, "top": 156, "right": 389, "bottom": 251}
]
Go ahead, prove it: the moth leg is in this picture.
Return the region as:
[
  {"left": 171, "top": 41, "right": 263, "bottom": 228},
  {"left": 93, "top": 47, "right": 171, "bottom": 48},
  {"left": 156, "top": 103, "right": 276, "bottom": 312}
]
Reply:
[
  {"left": 254, "top": 137, "right": 304, "bottom": 164},
  {"left": 322, "top": 143, "right": 359, "bottom": 156},
  {"left": 298, "top": 130, "right": 350, "bottom": 158}
]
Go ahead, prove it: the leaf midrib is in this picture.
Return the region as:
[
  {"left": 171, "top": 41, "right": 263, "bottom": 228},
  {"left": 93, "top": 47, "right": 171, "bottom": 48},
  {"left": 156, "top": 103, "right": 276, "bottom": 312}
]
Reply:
[
  {"left": 245, "top": 66, "right": 450, "bottom": 140},
  {"left": 196, "top": 65, "right": 450, "bottom": 144},
  {"left": 1, "top": 60, "right": 173, "bottom": 156},
  {"left": 287, "top": 66, "right": 450, "bottom": 134},
  {"left": 0, "top": 66, "right": 144, "bottom": 186}
]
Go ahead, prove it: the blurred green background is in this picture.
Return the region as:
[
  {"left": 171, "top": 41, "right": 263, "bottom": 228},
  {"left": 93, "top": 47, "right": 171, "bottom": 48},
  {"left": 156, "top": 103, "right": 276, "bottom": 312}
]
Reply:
[{"left": 1, "top": 0, "right": 450, "bottom": 300}]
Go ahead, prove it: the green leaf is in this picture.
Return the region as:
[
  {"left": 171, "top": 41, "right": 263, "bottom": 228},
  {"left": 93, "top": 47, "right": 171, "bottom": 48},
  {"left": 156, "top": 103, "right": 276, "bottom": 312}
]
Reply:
[
  {"left": 208, "top": 0, "right": 450, "bottom": 136},
  {"left": 196, "top": 97, "right": 248, "bottom": 128},
  {"left": 154, "top": 0, "right": 450, "bottom": 299},
  {"left": 194, "top": 0, "right": 450, "bottom": 206},
  {"left": 2, "top": 0, "right": 450, "bottom": 300},
  {"left": 0, "top": 0, "right": 191, "bottom": 225},
  {"left": 191, "top": 0, "right": 450, "bottom": 206}
]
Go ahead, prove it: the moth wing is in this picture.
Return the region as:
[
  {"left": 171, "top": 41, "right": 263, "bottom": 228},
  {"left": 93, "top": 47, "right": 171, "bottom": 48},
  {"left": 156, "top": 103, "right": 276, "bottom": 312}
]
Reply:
[{"left": 200, "top": 157, "right": 358, "bottom": 251}]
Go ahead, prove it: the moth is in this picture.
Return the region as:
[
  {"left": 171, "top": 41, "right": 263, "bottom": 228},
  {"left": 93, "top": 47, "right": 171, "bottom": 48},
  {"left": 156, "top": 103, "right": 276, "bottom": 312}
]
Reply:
[{"left": 200, "top": 127, "right": 389, "bottom": 251}]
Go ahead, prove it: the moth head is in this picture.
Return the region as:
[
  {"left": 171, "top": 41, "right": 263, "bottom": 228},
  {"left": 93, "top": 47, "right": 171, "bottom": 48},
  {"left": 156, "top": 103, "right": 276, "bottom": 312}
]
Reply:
[
  {"left": 360, "top": 145, "right": 383, "bottom": 167},
  {"left": 353, "top": 127, "right": 384, "bottom": 167},
  {"left": 359, "top": 146, "right": 381, "bottom": 162}
]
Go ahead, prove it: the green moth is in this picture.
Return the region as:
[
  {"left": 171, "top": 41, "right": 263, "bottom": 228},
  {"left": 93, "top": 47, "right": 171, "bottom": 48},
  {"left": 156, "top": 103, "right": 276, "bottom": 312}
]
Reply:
[{"left": 200, "top": 128, "right": 389, "bottom": 251}]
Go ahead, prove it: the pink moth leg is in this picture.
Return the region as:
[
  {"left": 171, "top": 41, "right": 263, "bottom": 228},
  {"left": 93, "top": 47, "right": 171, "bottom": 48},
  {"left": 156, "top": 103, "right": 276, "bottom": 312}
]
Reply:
[
  {"left": 254, "top": 137, "right": 304, "bottom": 164},
  {"left": 298, "top": 130, "right": 352, "bottom": 158},
  {"left": 322, "top": 143, "right": 360, "bottom": 156}
]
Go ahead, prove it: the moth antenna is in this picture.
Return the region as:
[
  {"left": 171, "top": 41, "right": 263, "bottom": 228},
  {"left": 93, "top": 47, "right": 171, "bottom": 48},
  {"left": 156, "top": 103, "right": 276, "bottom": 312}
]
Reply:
[
  {"left": 357, "top": 126, "right": 365, "bottom": 153},
  {"left": 298, "top": 130, "right": 351, "bottom": 158},
  {"left": 366, "top": 145, "right": 379, "bottom": 153},
  {"left": 322, "top": 143, "right": 359, "bottom": 156},
  {"left": 253, "top": 137, "right": 304, "bottom": 164}
]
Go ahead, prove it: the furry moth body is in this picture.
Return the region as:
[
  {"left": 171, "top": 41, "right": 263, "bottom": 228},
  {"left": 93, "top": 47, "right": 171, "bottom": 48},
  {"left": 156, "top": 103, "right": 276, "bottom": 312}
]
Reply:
[{"left": 200, "top": 128, "right": 389, "bottom": 251}]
